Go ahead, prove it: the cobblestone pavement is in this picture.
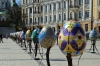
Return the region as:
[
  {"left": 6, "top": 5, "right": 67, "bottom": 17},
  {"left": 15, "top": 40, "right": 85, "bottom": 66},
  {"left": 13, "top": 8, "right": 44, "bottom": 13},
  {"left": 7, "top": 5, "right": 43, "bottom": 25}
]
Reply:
[{"left": 0, "top": 38, "right": 100, "bottom": 66}]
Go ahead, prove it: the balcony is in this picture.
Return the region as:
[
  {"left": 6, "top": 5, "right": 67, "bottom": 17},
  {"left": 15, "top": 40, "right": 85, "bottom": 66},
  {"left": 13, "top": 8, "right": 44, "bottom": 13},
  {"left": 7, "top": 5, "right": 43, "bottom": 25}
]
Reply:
[
  {"left": 69, "top": 5, "right": 79, "bottom": 11},
  {"left": 33, "top": 11, "right": 41, "bottom": 15},
  {"left": 33, "top": 1, "right": 41, "bottom": 6},
  {"left": 22, "top": 14, "right": 28, "bottom": 18},
  {"left": 85, "top": 4, "right": 89, "bottom": 9}
]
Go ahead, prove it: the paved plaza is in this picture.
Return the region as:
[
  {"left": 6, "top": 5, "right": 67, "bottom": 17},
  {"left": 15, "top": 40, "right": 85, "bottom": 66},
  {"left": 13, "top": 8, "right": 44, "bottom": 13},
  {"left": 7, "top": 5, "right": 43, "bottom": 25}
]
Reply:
[{"left": 0, "top": 38, "right": 100, "bottom": 66}]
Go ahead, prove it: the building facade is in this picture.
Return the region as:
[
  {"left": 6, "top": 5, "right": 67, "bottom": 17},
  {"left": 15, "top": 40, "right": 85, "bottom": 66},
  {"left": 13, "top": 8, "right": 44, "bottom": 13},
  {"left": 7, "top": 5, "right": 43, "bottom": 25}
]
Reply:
[
  {"left": 0, "top": 0, "right": 10, "bottom": 21},
  {"left": 21, "top": 0, "right": 93, "bottom": 33},
  {"left": 93, "top": 0, "right": 100, "bottom": 33}
]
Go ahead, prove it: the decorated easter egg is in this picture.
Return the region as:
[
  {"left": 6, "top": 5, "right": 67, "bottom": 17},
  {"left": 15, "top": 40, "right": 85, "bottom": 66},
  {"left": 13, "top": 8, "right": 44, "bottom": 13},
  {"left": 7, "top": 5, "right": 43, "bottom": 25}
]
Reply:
[
  {"left": 20, "top": 30, "right": 25, "bottom": 39},
  {"left": 58, "top": 20, "right": 86, "bottom": 56},
  {"left": 38, "top": 26, "right": 56, "bottom": 48},
  {"left": 17, "top": 31, "right": 21, "bottom": 38},
  {"left": 89, "top": 30, "right": 98, "bottom": 40},
  {"left": 25, "top": 30, "right": 31, "bottom": 40},
  {"left": 31, "top": 28, "right": 40, "bottom": 43}
]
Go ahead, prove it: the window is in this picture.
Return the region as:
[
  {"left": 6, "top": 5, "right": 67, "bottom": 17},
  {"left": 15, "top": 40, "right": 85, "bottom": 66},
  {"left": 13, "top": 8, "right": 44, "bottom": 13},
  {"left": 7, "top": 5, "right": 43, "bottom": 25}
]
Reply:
[
  {"left": 26, "top": 9, "right": 28, "bottom": 14},
  {"left": 54, "top": 15, "right": 56, "bottom": 21},
  {"left": 85, "top": 24, "right": 88, "bottom": 32},
  {"left": 59, "top": 14, "right": 61, "bottom": 20},
  {"left": 35, "top": 7, "right": 36, "bottom": 12},
  {"left": 50, "top": 4, "right": 51, "bottom": 10},
  {"left": 79, "top": 11, "right": 82, "bottom": 18},
  {"left": 26, "top": 0, "right": 27, "bottom": 3},
  {"left": 59, "top": 2, "right": 61, "bottom": 9},
  {"left": 45, "top": 16, "right": 47, "bottom": 22},
  {"left": 64, "top": 1, "right": 66, "bottom": 8},
  {"left": 85, "top": 0, "right": 89, "bottom": 4},
  {"left": 99, "top": 11, "right": 100, "bottom": 19},
  {"left": 70, "top": 0, "right": 72, "bottom": 6},
  {"left": 38, "top": 17, "right": 39, "bottom": 24},
  {"left": 79, "top": 0, "right": 82, "bottom": 5},
  {"left": 41, "top": 17, "right": 43, "bottom": 22},
  {"left": 41, "top": 6, "right": 43, "bottom": 11},
  {"left": 23, "top": 0, "right": 25, "bottom": 4},
  {"left": 50, "top": 15, "right": 52, "bottom": 21},
  {"left": 38, "top": 7, "right": 39, "bottom": 13},
  {"left": 26, "top": 19, "right": 28, "bottom": 24},
  {"left": 64, "top": 13, "right": 66, "bottom": 20},
  {"left": 54, "top": 3, "right": 56, "bottom": 9},
  {"left": 98, "top": 26, "right": 100, "bottom": 33},
  {"left": 30, "top": 8, "right": 32, "bottom": 13},
  {"left": 23, "top": 9, "right": 24, "bottom": 14},
  {"left": 45, "top": 5, "right": 47, "bottom": 11},
  {"left": 99, "top": 0, "right": 100, "bottom": 6},
  {"left": 74, "top": 0, "right": 77, "bottom": 6},
  {"left": 70, "top": 13, "right": 72, "bottom": 19},
  {"left": 35, "top": 17, "right": 36, "bottom": 23},
  {"left": 85, "top": 10, "right": 89, "bottom": 18},
  {"left": 74, "top": 12, "right": 77, "bottom": 18},
  {"left": 6, "top": 2, "right": 7, "bottom": 9},
  {"left": 29, "top": 18, "right": 32, "bottom": 25}
]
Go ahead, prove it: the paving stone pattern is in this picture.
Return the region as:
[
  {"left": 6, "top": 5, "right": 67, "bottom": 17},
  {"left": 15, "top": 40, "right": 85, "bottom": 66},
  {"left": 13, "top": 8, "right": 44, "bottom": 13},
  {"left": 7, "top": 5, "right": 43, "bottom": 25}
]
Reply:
[{"left": 0, "top": 38, "right": 100, "bottom": 66}]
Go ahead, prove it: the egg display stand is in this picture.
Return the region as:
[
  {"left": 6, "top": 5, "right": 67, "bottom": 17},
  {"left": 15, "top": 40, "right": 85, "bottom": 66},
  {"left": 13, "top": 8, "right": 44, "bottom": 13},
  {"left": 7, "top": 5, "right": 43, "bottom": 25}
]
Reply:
[
  {"left": 33, "top": 42, "right": 40, "bottom": 60},
  {"left": 66, "top": 53, "right": 72, "bottom": 66},
  {"left": 46, "top": 47, "right": 51, "bottom": 66},
  {"left": 33, "top": 42, "right": 43, "bottom": 60},
  {"left": 89, "top": 40, "right": 98, "bottom": 53},
  {"left": 66, "top": 32, "right": 72, "bottom": 66},
  {"left": 25, "top": 40, "right": 32, "bottom": 54}
]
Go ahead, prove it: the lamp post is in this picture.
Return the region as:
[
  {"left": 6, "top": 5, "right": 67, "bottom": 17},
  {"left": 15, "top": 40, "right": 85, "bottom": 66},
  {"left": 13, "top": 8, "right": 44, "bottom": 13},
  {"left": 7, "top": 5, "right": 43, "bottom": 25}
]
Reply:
[
  {"left": 62, "top": 0, "right": 69, "bottom": 27},
  {"left": 62, "top": 0, "right": 63, "bottom": 27}
]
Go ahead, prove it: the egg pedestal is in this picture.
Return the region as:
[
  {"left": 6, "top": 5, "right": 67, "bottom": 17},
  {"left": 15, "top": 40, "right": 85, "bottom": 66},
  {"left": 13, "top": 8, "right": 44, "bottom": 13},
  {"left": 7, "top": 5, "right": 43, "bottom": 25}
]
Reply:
[
  {"left": 31, "top": 28, "right": 40, "bottom": 58},
  {"left": 38, "top": 26, "right": 56, "bottom": 66},
  {"left": 58, "top": 20, "right": 86, "bottom": 66},
  {"left": 25, "top": 30, "right": 32, "bottom": 53}
]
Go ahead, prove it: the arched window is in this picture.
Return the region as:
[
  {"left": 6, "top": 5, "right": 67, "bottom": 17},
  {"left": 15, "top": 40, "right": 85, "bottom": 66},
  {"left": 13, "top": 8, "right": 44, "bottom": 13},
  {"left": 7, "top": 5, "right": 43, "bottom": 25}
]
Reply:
[
  {"left": 6, "top": 2, "right": 7, "bottom": 9},
  {"left": 2, "top": 2, "right": 4, "bottom": 9}
]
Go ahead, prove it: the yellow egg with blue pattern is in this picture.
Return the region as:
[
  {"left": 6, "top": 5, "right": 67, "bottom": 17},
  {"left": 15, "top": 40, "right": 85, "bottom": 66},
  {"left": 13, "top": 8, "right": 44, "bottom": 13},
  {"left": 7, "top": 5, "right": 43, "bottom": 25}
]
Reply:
[{"left": 58, "top": 20, "right": 86, "bottom": 56}]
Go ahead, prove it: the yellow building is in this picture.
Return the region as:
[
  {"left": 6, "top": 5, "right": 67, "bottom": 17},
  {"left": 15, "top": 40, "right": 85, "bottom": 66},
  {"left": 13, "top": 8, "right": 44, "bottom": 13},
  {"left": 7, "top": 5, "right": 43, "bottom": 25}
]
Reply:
[{"left": 93, "top": 0, "right": 100, "bottom": 33}]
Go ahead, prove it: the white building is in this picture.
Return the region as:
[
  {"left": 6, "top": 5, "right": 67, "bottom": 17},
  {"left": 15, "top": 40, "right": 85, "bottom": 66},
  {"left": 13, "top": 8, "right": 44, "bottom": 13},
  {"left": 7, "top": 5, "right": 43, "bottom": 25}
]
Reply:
[
  {"left": 21, "top": 0, "right": 92, "bottom": 32},
  {"left": 0, "top": 0, "right": 10, "bottom": 21}
]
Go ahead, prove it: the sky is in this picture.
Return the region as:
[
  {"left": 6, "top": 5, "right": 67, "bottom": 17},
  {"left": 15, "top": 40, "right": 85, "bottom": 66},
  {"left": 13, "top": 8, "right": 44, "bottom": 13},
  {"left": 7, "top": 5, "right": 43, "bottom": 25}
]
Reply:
[{"left": 10, "top": 0, "right": 21, "bottom": 6}]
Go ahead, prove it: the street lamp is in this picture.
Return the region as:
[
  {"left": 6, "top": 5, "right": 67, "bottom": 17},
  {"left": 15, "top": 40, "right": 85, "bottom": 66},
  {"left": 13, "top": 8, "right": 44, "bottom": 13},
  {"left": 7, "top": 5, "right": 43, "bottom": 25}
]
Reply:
[
  {"left": 62, "top": 0, "right": 64, "bottom": 27},
  {"left": 62, "top": 0, "right": 69, "bottom": 27}
]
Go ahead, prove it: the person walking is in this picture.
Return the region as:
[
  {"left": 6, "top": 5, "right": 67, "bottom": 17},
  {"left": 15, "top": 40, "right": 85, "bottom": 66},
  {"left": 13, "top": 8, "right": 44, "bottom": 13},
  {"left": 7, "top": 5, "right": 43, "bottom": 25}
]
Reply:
[
  {"left": 56, "top": 31, "right": 60, "bottom": 45},
  {"left": 0, "top": 33, "right": 3, "bottom": 43}
]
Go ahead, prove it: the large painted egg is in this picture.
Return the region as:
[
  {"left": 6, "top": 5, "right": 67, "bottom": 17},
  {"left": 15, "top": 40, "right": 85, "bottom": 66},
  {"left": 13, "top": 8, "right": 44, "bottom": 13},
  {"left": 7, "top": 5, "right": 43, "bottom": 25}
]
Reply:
[
  {"left": 25, "top": 30, "right": 31, "bottom": 40},
  {"left": 17, "top": 31, "right": 21, "bottom": 38},
  {"left": 31, "top": 28, "right": 40, "bottom": 43},
  {"left": 20, "top": 30, "right": 25, "bottom": 39},
  {"left": 89, "top": 30, "right": 98, "bottom": 40},
  {"left": 38, "top": 26, "right": 56, "bottom": 48},
  {"left": 58, "top": 20, "right": 86, "bottom": 56}
]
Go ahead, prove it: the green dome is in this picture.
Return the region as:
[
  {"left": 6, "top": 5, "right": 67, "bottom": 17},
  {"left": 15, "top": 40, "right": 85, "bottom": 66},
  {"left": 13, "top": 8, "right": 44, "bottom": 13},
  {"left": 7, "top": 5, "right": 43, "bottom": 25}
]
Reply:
[{"left": 11, "top": 2, "right": 19, "bottom": 7}]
